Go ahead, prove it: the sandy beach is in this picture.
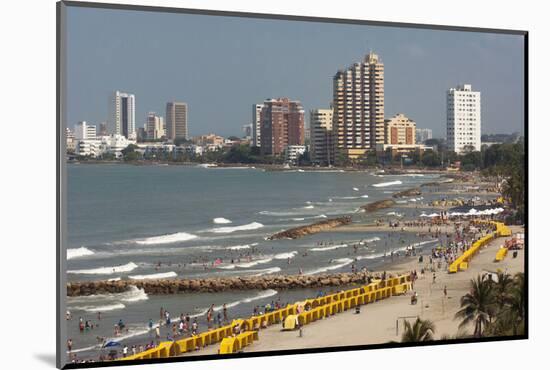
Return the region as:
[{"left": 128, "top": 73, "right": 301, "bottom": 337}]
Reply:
[{"left": 181, "top": 225, "right": 524, "bottom": 356}]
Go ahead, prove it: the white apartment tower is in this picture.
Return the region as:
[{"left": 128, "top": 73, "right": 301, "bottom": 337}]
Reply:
[
  {"left": 447, "top": 84, "right": 481, "bottom": 153},
  {"left": 332, "top": 51, "right": 385, "bottom": 160},
  {"left": 74, "top": 121, "right": 97, "bottom": 140},
  {"left": 146, "top": 112, "right": 165, "bottom": 140},
  {"left": 110, "top": 91, "right": 136, "bottom": 139},
  {"left": 310, "top": 108, "right": 334, "bottom": 165},
  {"left": 252, "top": 103, "right": 264, "bottom": 147}
]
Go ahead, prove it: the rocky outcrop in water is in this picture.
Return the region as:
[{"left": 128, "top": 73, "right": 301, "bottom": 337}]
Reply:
[
  {"left": 267, "top": 216, "right": 352, "bottom": 240},
  {"left": 67, "top": 272, "right": 375, "bottom": 297},
  {"left": 392, "top": 188, "right": 421, "bottom": 198},
  {"left": 361, "top": 199, "right": 396, "bottom": 212}
]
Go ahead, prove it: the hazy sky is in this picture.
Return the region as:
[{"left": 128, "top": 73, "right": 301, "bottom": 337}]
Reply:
[{"left": 66, "top": 6, "right": 525, "bottom": 138}]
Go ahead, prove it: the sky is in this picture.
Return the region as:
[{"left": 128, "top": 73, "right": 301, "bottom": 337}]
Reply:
[{"left": 66, "top": 6, "right": 525, "bottom": 138}]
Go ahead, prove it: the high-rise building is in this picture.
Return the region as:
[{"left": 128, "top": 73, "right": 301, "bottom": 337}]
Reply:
[
  {"left": 252, "top": 103, "right": 264, "bottom": 147},
  {"left": 146, "top": 112, "right": 165, "bottom": 140},
  {"left": 242, "top": 124, "right": 253, "bottom": 140},
  {"left": 99, "top": 122, "right": 108, "bottom": 137},
  {"left": 416, "top": 128, "right": 433, "bottom": 144},
  {"left": 332, "top": 51, "right": 385, "bottom": 160},
  {"left": 384, "top": 113, "right": 416, "bottom": 145},
  {"left": 310, "top": 108, "right": 334, "bottom": 165},
  {"left": 74, "top": 121, "right": 97, "bottom": 140},
  {"left": 447, "top": 84, "right": 481, "bottom": 153},
  {"left": 260, "top": 98, "right": 305, "bottom": 156},
  {"left": 166, "top": 102, "right": 188, "bottom": 141},
  {"left": 110, "top": 91, "right": 136, "bottom": 139}
]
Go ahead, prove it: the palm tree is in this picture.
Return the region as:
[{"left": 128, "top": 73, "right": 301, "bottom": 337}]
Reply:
[
  {"left": 455, "top": 275, "right": 496, "bottom": 337},
  {"left": 401, "top": 318, "right": 435, "bottom": 342},
  {"left": 493, "top": 271, "right": 513, "bottom": 309}
]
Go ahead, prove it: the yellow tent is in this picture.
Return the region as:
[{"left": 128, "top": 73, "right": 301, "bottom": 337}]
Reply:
[{"left": 283, "top": 315, "right": 298, "bottom": 330}]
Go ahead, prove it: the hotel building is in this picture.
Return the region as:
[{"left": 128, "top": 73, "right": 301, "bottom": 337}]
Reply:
[
  {"left": 146, "top": 112, "right": 165, "bottom": 140},
  {"left": 260, "top": 98, "right": 305, "bottom": 156},
  {"left": 332, "top": 51, "right": 385, "bottom": 160},
  {"left": 110, "top": 91, "right": 136, "bottom": 139},
  {"left": 310, "top": 108, "right": 334, "bottom": 165},
  {"left": 166, "top": 102, "right": 188, "bottom": 141},
  {"left": 252, "top": 103, "right": 264, "bottom": 147},
  {"left": 446, "top": 84, "right": 481, "bottom": 153},
  {"left": 384, "top": 113, "right": 416, "bottom": 145}
]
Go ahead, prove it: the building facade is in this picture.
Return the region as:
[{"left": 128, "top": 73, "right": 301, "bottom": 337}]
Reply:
[
  {"left": 252, "top": 103, "right": 264, "bottom": 147},
  {"left": 110, "top": 91, "right": 136, "bottom": 139},
  {"left": 74, "top": 121, "right": 97, "bottom": 140},
  {"left": 384, "top": 113, "right": 416, "bottom": 145},
  {"left": 310, "top": 108, "right": 334, "bottom": 165},
  {"left": 285, "top": 145, "right": 307, "bottom": 165},
  {"left": 416, "top": 128, "right": 433, "bottom": 144},
  {"left": 260, "top": 98, "right": 305, "bottom": 156},
  {"left": 146, "top": 112, "right": 165, "bottom": 140},
  {"left": 446, "top": 84, "right": 481, "bottom": 153},
  {"left": 332, "top": 51, "right": 385, "bottom": 160},
  {"left": 166, "top": 102, "right": 188, "bottom": 141}
]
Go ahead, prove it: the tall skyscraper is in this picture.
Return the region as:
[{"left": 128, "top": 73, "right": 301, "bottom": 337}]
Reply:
[
  {"left": 416, "top": 128, "right": 433, "bottom": 144},
  {"left": 447, "top": 84, "right": 481, "bottom": 153},
  {"left": 252, "top": 103, "right": 264, "bottom": 147},
  {"left": 74, "top": 121, "right": 97, "bottom": 140},
  {"left": 260, "top": 98, "right": 304, "bottom": 156},
  {"left": 310, "top": 108, "right": 334, "bottom": 165},
  {"left": 146, "top": 112, "right": 165, "bottom": 140},
  {"left": 110, "top": 91, "right": 136, "bottom": 139},
  {"left": 384, "top": 113, "right": 416, "bottom": 145},
  {"left": 332, "top": 51, "right": 384, "bottom": 159},
  {"left": 166, "top": 102, "right": 188, "bottom": 141}
]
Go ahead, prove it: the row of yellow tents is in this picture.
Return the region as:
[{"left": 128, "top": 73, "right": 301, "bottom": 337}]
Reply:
[
  {"left": 120, "top": 274, "right": 412, "bottom": 360},
  {"left": 448, "top": 220, "right": 512, "bottom": 273}
]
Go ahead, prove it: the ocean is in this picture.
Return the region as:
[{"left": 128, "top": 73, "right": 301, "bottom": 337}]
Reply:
[{"left": 65, "top": 164, "right": 444, "bottom": 358}]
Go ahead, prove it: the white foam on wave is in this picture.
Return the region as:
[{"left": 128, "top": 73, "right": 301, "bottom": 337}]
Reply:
[
  {"left": 218, "top": 256, "right": 274, "bottom": 269},
  {"left": 129, "top": 271, "right": 177, "bottom": 280},
  {"left": 304, "top": 258, "right": 353, "bottom": 275},
  {"left": 309, "top": 244, "right": 348, "bottom": 252},
  {"left": 213, "top": 217, "right": 232, "bottom": 224},
  {"left": 210, "top": 289, "right": 278, "bottom": 312},
  {"left": 274, "top": 251, "right": 298, "bottom": 259},
  {"left": 292, "top": 217, "right": 305, "bottom": 221},
  {"left": 210, "top": 222, "right": 264, "bottom": 234},
  {"left": 67, "top": 247, "right": 94, "bottom": 260},
  {"left": 73, "top": 303, "right": 126, "bottom": 313},
  {"left": 303, "top": 205, "right": 315, "bottom": 209},
  {"left": 387, "top": 211, "right": 404, "bottom": 217},
  {"left": 361, "top": 194, "right": 369, "bottom": 198},
  {"left": 136, "top": 232, "right": 197, "bottom": 245},
  {"left": 68, "top": 286, "right": 148, "bottom": 307},
  {"left": 373, "top": 180, "right": 403, "bottom": 187},
  {"left": 334, "top": 196, "right": 359, "bottom": 200},
  {"left": 353, "top": 187, "right": 359, "bottom": 191},
  {"left": 249, "top": 267, "right": 282, "bottom": 277},
  {"left": 226, "top": 244, "right": 252, "bottom": 250},
  {"left": 68, "top": 262, "right": 138, "bottom": 275}
]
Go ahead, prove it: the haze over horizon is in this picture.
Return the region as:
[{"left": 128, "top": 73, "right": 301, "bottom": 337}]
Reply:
[{"left": 67, "top": 7, "right": 525, "bottom": 138}]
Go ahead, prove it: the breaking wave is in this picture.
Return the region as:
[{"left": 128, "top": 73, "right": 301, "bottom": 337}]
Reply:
[
  {"left": 68, "top": 262, "right": 139, "bottom": 275},
  {"left": 210, "top": 222, "right": 264, "bottom": 234},
  {"left": 67, "top": 247, "right": 95, "bottom": 260},
  {"left": 373, "top": 180, "right": 403, "bottom": 187},
  {"left": 136, "top": 232, "right": 197, "bottom": 245},
  {"left": 304, "top": 258, "right": 354, "bottom": 275},
  {"left": 213, "top": 217, "right": 232, "bottom": 224},
  {"left": 129, "top": 271, "right": 177, "bottom": 280}
]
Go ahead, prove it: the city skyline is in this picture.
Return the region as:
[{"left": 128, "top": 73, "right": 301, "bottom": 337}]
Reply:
[{"left": 67, "top": 7, "right": 524, "bottom": 138}]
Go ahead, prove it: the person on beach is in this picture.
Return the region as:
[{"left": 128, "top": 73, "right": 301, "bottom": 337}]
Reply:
[
  {"left": 97, "top": 311, "right": 101, "bottom": 321},
  {"left": 160, "top": 307, "right": 165, "bottom": 323},
  {"left": 444, "top": 285, "right": 448, "bottom": 298},
  {"left": 66, "top": 310, "right": 71, "bottom": 321},
  {"left": 148, "top": 319, "right": 153, "bottom": 330},
  {"left": 223, "top": 304, "right": 228, "bottom": 322},
  {"left": 67, "top": 339, "right": 72, "bottom": 352},
  {"left": 122, "top": 345, "right": 128, "bottom": 358},
  {"left": 192, "top": 319, "right": 198, "bottom": 335}
]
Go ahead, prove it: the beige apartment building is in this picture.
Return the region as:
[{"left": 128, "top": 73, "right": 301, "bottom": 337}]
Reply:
[
  {"left": 310, "top": 108, "right": 334, "bottom": 165},
  {"left": 332, "top": 51, "right": 385, "bottom": 160},
  {"left": 166, "top": 102, "right": 188, "bottom": 141},
  {"left": 384, "top": 113, "right": 416, "bottom": 145}
]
